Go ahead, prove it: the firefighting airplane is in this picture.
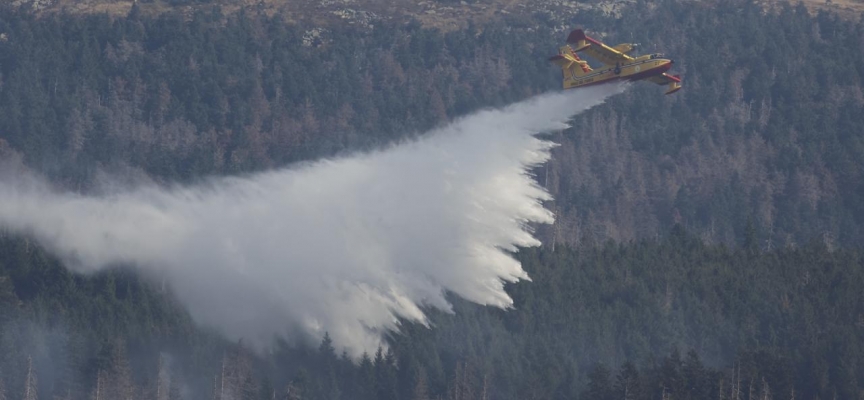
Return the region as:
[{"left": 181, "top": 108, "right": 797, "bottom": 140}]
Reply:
[{"left": 549, "top": 29, "right": 682, "bottom": 95}]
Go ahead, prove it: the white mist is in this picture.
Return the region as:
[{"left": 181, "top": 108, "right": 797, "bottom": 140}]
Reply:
[{"left": 0, "top": 84, "right": 624, "bottom": 356}]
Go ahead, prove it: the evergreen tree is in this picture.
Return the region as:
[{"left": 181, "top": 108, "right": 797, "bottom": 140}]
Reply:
[
  {"left": 615, "top": 362, "right": 639, "bottom": 400},
  {"left": 682, "top": 350, "right": 709, "bottom": 400},
  {"left": 583, "top": 363, "right": 614, "bottom": 400},
  {"left": 411, "top": 367, "right": 430, "bottom": 400},
  {"left": 168, "top": 376, "right": 182, "bottom": 400}
]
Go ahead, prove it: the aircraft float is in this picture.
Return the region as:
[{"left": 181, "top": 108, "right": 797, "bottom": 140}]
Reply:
[{"left": 550, "top": 28, "right": 682, "bottom": 95}]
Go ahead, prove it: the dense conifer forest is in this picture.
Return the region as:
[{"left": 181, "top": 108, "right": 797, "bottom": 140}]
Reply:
[
  {"left": 1, "top": 231, "right": 862, "bottom": 399},
  {"left": 0, "top": 0, "right": 863, "bottom": 399}
]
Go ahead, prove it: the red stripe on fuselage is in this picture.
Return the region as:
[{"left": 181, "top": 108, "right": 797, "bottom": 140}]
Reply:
[{"left": 571, "top": 62, "right": 672, "bottom": 88}]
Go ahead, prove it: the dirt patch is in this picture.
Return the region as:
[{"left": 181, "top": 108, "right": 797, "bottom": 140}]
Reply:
[{"left": 761, "top": 0, "right": 864, "bottom": 18}]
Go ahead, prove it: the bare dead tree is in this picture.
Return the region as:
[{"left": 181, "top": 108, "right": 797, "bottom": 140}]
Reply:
[
  {"left": 156, "top": 353, "right": 170, "bottom": 400},
  {"left": 23, "top": 355, "right": 37, "bottom": 400},
  {"left": 92, "top": 370, "right": 102, "bottom": 400},
  {"left": 759, "top": 377, "right": 772, "bottom": 400},
  {"left": 220, "top": 353, "right": 226, "bottom": 400},
  {"left": 748, "top": 376, "right": 755, "bottom": 400}
]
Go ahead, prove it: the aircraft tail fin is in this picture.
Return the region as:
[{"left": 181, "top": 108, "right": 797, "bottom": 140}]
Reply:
[
  {"left": 566, "top": 29, "right": 586, "bottom": 44},
  {"left": 549, "top": 46, "right": 593, "bottom": 86},
  {"left": 566, "top": 29, "right": 591, "bottom": 52}
]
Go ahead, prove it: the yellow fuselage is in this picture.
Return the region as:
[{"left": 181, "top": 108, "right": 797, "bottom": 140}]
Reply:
[{"left": 563, "top": 55, "right": 674, "bottom": 89}]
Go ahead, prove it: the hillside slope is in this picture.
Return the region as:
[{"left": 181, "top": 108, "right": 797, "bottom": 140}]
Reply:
[
  {"left": 10, "top": 0, "right": 864, "bottom": 28},
  {"left": 1, "top": 0, "right": 863, "bottom": 247},
  {"left": 10, "top": 0, "right": 633, "bottom": 30},
  {"left": 0, "top": 0, "right": 862, "bottom": 399}
]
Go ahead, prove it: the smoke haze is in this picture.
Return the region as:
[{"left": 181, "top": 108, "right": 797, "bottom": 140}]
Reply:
[{"left": 0, "top": 84, "right": 624, "bottom": 356}]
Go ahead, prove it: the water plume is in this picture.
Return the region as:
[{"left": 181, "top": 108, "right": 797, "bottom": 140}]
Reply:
[{"left": 0, "top": 84, "right": 625, "bottom": 356}]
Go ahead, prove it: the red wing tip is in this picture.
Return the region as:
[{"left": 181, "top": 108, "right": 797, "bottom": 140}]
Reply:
[{"left": 663, "top": 73, "right": 682, "bottom": 83}]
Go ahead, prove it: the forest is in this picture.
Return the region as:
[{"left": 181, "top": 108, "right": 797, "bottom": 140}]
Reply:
[
  {"left": 1, "top": 229, "right": 862, "bottom": 399},
  {"left": 1, "top": 0, "right": 863, "bottom": 246},
  {"left": 0, "top": 0, "right": 863, "bottom": 398}
]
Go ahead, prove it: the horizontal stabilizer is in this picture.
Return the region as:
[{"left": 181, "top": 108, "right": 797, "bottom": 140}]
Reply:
[{"left": 548, "top": 54, "right": 573, "bottom": 67}]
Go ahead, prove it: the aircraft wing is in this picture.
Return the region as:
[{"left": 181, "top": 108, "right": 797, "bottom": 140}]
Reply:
[
  {"left": 567, "top": 29, "right": 633, "bottom": 65},
  {"left": 647, "top": 73, "right": 681, "bottom": 85},
  {"left": 548, "top": 53, "right": 576, "bottom": 68}
]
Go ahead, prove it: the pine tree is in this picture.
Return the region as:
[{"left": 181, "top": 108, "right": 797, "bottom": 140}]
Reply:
[
  {"left": 259, "top": 377, "right": 275, "bottom": 400},
  {"left": 584, "top": 363, "right": 613, "bottom": 400},
  {"left": 660, "top": 349, "right": 684, "bottom": 398},
  {"left": 55, "top": 334, "right": 86, "bottom": 400},
  {"left": 284, "top": 369, "right": 308, "bottom": 400},
  {"left": 168, "top": 375, "right": 182, "bottom": 400},
  {"left": 318, "top": 333, "right": 336, "bottom": 361},
  {"left": 615, "top": 362, "right": 639, "bottom": 400},
  {"left": 99, "top": 339, "right": 135, "bottom": 400},
  {"left": 411, "top": 368, "right": 430, "bottom": 400},
  {"left": 374, "top": 349, "right": 398, "bottom": 400},
  {"left": 683, "top": 350, "right": 708, "bottom": 400},
  {"left": 743, "top": 217, "right": 758, "bottom": 252},
  {"left": 0, "top": 276, "right": 18, "bottom": 327},
  {"left": 358, "top": 352, "right": 376, "bottom": 400}
]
